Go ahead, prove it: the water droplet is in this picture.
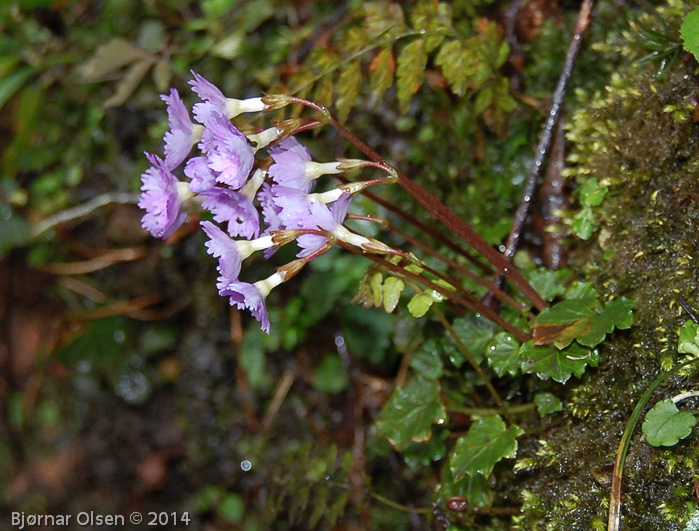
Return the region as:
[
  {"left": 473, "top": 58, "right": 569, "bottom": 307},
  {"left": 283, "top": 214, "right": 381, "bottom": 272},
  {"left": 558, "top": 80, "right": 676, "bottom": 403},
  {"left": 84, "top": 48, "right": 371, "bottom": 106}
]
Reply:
[
  {"left": 419, "top": 28, "right": 426, "bottom": 34},
  {"left": 524, "top": 195, "right": 531, "bottom": 202},
  {"left": 76, "top": 360, "right": 92, "bottom": 374},
  {"left": 114, "top": 371, "right": 150, "bottom": 404},
  {"left": 498, "top": 245, "right": 506, "bottom": 253},
  {"left": 503, "top": 267, "right": 511, "bottom": 274},
  {"left": 506, "top": 336, "right": 512, "bottom": 342},
  {"left": 241, "top": 460, "right": 252, "bottom": 471},
  {"left": 114, "top": 330, "right": 125, "bottom": 343}
]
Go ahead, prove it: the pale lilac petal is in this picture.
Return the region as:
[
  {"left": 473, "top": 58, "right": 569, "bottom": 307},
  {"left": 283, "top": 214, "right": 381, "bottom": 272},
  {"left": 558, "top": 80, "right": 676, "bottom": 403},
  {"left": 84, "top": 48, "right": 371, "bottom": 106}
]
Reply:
[
  {"left": 199, "top": 113, "right": 254, "bottom": 189},
  {"left": 268, "top": 137, "right": 313, "bottom": 192},
  {"left": 161, "top": 88, "right": 198, "bottom": 169},
  {"left": 201, "top": 221, "right": 243, "bottom": 282},
  {"left": 184, "top": 156, "right": 217, "bottom": 193},
  {"left": 138, "top": 153, "right": 186, "bottom": 239},
  {"left": 218, "top": 280, "right": 271, "bottom": 333},
  {"left": 258, "top": 183, "right": 284, "bottom": 258},
  {"left": 201, "top": 188, "right": 260, "bottom": 239},
  {"left": 189, "top": 71, "right": 227, "bottom": 124}
]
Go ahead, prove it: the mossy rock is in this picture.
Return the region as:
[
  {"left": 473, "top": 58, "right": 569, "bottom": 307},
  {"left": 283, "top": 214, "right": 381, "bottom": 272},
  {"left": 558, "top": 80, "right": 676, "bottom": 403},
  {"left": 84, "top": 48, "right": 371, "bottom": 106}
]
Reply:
[{"left": 509, "top": 60, "right": 699, "bottom": 529}]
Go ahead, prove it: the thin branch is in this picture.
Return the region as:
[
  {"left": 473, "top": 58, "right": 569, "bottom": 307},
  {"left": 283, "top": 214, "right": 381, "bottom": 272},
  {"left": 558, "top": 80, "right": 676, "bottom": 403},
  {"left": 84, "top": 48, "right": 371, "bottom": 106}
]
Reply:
[
  {"left": 492, "top": 0, "right": 594, "bottom": 292},
  {"left": 32, "top": 192, "right": 140, "bottom": 237}
]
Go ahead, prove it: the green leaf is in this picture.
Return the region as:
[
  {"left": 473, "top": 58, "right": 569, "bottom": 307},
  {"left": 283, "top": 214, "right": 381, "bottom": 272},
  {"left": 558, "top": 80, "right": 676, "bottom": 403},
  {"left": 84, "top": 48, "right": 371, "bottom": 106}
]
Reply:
[
  {"left": 678, "top": 321, "right": 699, "bottom": 356},
  {"left": 526, "top": 268, "right": 568, "bottom": 302},
  {"left": 434, "top": 39, "right": 470, "bottom": 96},
  {"left": 411, "top": 338, "right": 444, "bottom": 379},
  {"left": 396, "top": 39, "right": 427, "bottom": 113},
  {"left": 532, "top": 296, "right": 633, "bottom": 349},
  {"left": 451, "top": 314, "right": 497, "bottom": 364},
  {"left": 533, "top": 297, "right": 599, "bottom": 348},
  {"left": 533, "top": 392, "right": 563, "bottom": 417},
  {"left": 363, "top": 2, "right": 406, "bottom": 39},
  {"left": 438, "top": 466, "right": 492, "bottom": 509},
  {"left": 572, "top": 206, "right": 597, "bottom": 240},
  {"left": 369, "top": 47, "right": 395, "bottom": 101},
  {"left": 411, "top": 0, "right": 451, "bottom": 52},
  {"left": 642, "top": 398, "right": 697, "bottom": 447},
  {"left": 313, "top": 74, "right": 335, "bottom": 110},
  {"left": 577, "top": 178, "right": 608, "bottom": 207},
  {"left": 520, "top": 341, "right": 598, "bottom": 384},
  {"left": 312, "top": 354, "right": 349, "bottom": 394},
  {"left": 370, "top": 272, "right": 383, "bottom": 308},
  {"left": 0, "top": 205, "right": 31, "bottom": 257},
  {"left": 0, "top": 66, "right": 37, "bottom": 114},
  {"left": 681, "top": 7, "right": 699, "bottom": 62},
  {"left": 449, "top": 415, "right": 523, "bottom": 481},
  {"left": 565, "top": 281, "right": 598, "bottom": 300},
  {"left": 76, "top": 38, "right": 149, "bottom": 81},
  {"left": 382, "top": 277, "right": 404, "bottom": 313},
  {"left": 474, "top": 85, "right": 493, "bottom": 115},
  {"left": 376, "top": 377, "right": 447, "bottom": 450},
  {"left": 408, "top": 293, "right": 433, "bottom": 318},
  {"left": 486, "top": 332, "right": 521, "bottom": 377},
  {"left": 335, "top": 61, "right": 361, "bottom": 123}
]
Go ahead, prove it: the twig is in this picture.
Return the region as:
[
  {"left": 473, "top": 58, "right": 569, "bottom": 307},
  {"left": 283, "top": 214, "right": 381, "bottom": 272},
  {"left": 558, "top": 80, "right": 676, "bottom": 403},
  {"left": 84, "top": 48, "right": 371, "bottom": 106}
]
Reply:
[
  {"left": 678, "top": 296, "right": 699, "bottom": 325},
  {"left": 35, "top": 246, "right": 146, "bottom": 275},
  {"left": 230, "top": 309, "right": 260, "bottom": 430},
  {"left": 32, "top": 192, "right": 140, "bottom": 237},
  {"left": 492, "top": 0, "right": 594, "bottom": 291},
  {"left": 261, "top": 362, "right": 296, "bottom": 431}
]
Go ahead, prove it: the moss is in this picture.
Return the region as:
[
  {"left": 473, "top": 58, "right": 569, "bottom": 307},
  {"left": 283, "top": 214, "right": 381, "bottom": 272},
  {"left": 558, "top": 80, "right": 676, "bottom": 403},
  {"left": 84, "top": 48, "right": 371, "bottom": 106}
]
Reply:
[{"left": 511, "top": 15, "right": 699, "bottom": 530}]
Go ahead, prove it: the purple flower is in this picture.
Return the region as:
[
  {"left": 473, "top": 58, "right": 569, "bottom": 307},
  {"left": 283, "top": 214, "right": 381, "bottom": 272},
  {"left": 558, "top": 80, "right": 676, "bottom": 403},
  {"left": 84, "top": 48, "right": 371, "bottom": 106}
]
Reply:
[
  {"left": 161, "top": 88, "right": 203, "bottom": 169},
  {"left": 271, "top": 186, "right": 344, "bottom": 228},
  {"left": 268, "top": 137, "right": 343, "bottom": 192},
  {"left": 218, "top": 272, "right": 285, "bottom": 334},
  {"left": 189, "top": 71, "right": 266, "bottom": 124},
  {"left": 200, "top": 187, "right": 260, "bottom": 239},
  {"left": 295, "top": 194, "right": 353, "bottom": 257},
  {"left": 201, "top": 221, "right": 274, "bottom": 283},
  {"left": 268, "top": 137, "right": 314, "bottom": 192},
  {"left": 199, "top": 113, "right": 254, "bottom": 189},
  {"left": 258, "top": 183, "right": 284, "bottom": 258},
  {"left": 138, "top": 153, "right": 189, "bottom": 238},
  {"left": 183, "top": 156, "right": 217, "bottom": 193}
]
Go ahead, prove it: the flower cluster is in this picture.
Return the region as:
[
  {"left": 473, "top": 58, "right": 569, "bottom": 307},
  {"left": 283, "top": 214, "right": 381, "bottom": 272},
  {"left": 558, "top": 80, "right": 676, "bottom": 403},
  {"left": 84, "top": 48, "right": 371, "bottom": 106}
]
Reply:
[{"left": 139, "top": 72, "right": 394, "bottom": 332}]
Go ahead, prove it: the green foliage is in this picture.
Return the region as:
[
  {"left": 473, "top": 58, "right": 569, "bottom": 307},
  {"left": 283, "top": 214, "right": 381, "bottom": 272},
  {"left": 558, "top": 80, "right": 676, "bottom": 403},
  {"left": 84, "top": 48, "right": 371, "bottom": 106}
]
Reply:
[
  {"left": 449, "top": 415, "right": 523, "bottom": 481},
  {"left": 571, "top": 179, "right": 608, "bottom": 240},
  {"left": 532, "top": 296, "right": 634, "bottom": 349},
  {"left": 681, "top": 8, "right": 699, "bottom": 62},
  {"left": 678, "top": 321, "right": 699, "bottom": 356},
  {"left": 410, "top": 338, "right": 445, "bottom": 379},
  {"left": 534, "top": 392, "right": 563, "bottom": 417},
  {"left": 265, "top": 442, "right": 352, "bottom": 527},
  {"left": 642, "top": 398, "right": 697, "bottom": 447},
  {"left": 525, "top": 268, "right": 568, "bottom": 303},
  {"left": 288, "top": 0, "right": 514, "bottom": 121},
  {"left": 486, "top": 332, "right": 521, "bottom": 377},
  {"left": 195, "top": 485, "right": 245, "bottom": 524},
  {"left": 376, "top": 377, "right": 447, "bottom": 450},
  {"left": 312, "top": 354, "right": 349, "bottom": 394},
  {"left": 520, "top": 340, "right": 598, "bottom": 384}
]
